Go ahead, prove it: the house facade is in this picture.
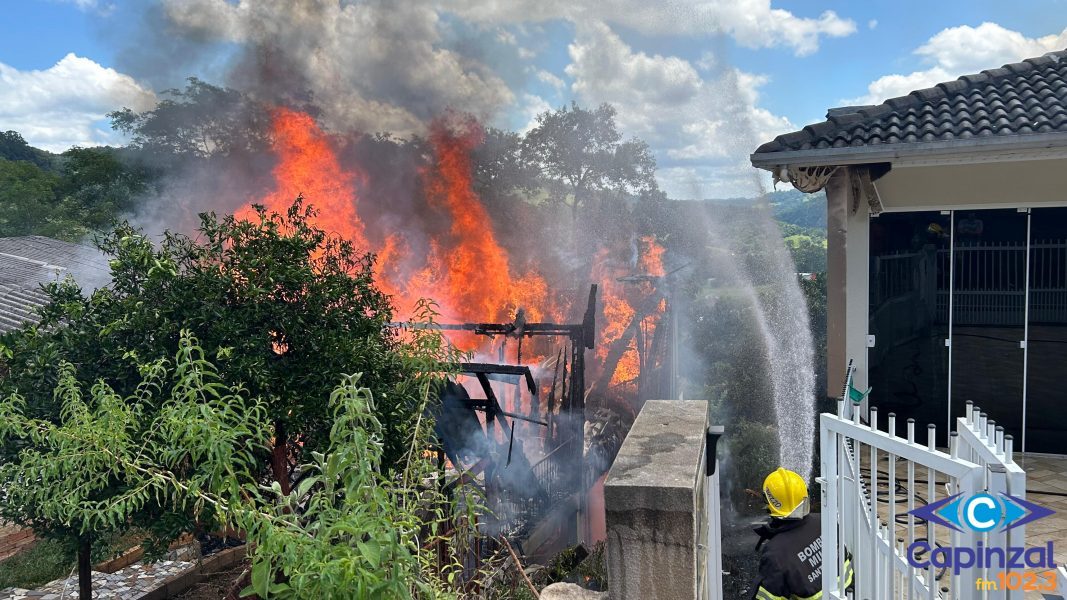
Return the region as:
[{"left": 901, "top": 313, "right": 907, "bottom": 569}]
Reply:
[{"left": 752, "top": 51, "right": 1067, "bottom": 454}]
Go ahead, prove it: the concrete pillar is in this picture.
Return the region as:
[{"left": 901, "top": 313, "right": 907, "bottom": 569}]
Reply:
[
  {"left": 604, "top": 400, "right": 717, "bottom": 599},
  {"left": 826, "top": 171, "right": 849, "bottom": 398},
  {"left": 826, "top": 168, "right": 870, "bottom": 398}
]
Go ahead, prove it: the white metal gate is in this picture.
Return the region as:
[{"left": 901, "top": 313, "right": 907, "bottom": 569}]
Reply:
[{"left": 821, "top": 368, "right": 1028, "bottom": 600}]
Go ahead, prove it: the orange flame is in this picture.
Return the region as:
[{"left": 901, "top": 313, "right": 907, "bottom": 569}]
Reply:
[
  {"left": 376, "top": 117, "right": 553, "bottom": 328},
  {"left": 237, "top": 107, "right": 368, "bottom": 251},
  {"left": 239, "top": 107, "right": 663, "bottom": 393},
  {"left": 639, "top": 235, "right": 666, "bottom": 277}
]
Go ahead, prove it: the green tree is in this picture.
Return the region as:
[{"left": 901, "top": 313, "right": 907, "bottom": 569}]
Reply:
[
  {"left": 0, "top": 332, "right": 266, "bottom": 599},
  {"left": 522, "top": 102, "right": 657, "bottom": 225},
  {"left": 784, "top": 234, "right": 827, "bottom": 273},
  {"left": 0, "top": 141, "right": 151, "bottom": 241},
  {"left": 109, "top": 77, "right": 271, "bottom": 160},
  {"left": 0, "top": 330, "right": 473, "bottom": 599},
  {"left": 0, "top": 160, "right": 60, "bottom": 237},
  {"left": 471, "top": 127, "right": 529, "bottom": 194},
  {"left": 799, "top": 272, "right": 828, "bottom": 400},
  {"left": 0, "top": 131, "right": 54, "bottom": 170},
  {"left": 51, "top": 147, "right": 151, "bottom": 239},
  {"left": 0, "top": 199, "right": 422, "bottom": 488}
]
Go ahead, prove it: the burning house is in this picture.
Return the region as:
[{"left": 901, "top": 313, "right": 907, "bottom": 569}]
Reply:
[{"left": 220, "top": 104, "right": 679, "bottom": 574}]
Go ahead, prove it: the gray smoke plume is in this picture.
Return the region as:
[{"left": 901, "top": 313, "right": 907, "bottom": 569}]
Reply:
[{"left": 137, "top": 0, "right": 515, "bottom": 137}]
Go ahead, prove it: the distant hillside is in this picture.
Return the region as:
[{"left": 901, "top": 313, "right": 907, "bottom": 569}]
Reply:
[
  {"left": 765, "top": 188, "right": 826, "bottom": 229},
  {"left": 0, "top": 131, "right": 57, "bottom": 171},
  {"left": 676, "top": 188, "right": 826, "bottom": 231}
]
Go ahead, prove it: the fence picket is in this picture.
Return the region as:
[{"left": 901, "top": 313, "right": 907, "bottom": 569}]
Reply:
[{"left": 821, "top": 370, "right": 1026, "bottom": 599}]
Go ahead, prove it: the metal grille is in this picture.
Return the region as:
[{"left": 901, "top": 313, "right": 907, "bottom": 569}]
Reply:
[{"left": 875, "top": 241, "right": 1067, "bottom": 326}]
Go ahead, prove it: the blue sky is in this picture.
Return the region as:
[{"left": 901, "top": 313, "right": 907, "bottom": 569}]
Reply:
[{"left": 3, "top": 0, "right": 1067, "bottom": 197}]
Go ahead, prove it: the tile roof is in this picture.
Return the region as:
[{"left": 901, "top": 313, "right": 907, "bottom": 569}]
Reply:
[
  {"left": 0, "top": 236, "right": 109, "bottom": 334},
  {"left": 754, "top": 50, "right": 1067, "bottom": 156}
]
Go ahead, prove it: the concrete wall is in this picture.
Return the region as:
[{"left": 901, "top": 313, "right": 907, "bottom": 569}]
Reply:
[{"left": 604, "top": 400, "right": 718, "bottom": 600}]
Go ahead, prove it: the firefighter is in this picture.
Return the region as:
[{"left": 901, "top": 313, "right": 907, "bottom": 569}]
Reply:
[{"left": 750, "top": 467, "right": 853, "bottom": 600}]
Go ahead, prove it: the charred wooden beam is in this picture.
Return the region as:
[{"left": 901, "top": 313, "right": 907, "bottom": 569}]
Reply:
[{"left": 455, "top": 362, "right": 537, "bottom": 395}]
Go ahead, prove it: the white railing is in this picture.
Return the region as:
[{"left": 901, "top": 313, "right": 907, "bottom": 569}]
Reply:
[
  {"left": 874, "top": 241, "right": 1067, "bottom": 326},
  {"left": 821, "top": 368, "right": 1029, "bottom": 600},
  {"left": 873, "top": 251, "right": 922, "bottom": 306},
  {"left": 954, "top": 401, "right": 1028, "bottom": 600}
]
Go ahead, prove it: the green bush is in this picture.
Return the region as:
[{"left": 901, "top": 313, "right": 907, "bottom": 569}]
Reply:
[
  {"left": 0, "top": 329, "right": 478, "bottom": 599},
  {"left": 0, "top": 538, "right": 73, "bottom": 590},
  {"left": 723, "top": 419, "right": 780, "bottom": 507}
]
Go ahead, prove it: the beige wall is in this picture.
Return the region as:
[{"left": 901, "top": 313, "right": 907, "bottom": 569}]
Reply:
[
  {"left": 874, "top": 158, "right": 1067, "bottom": 212},
  {"left": 826, "top": 157, "right": 1067, "bottom": 400}
]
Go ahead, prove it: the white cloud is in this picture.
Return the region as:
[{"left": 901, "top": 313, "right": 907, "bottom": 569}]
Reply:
[
  {"left": 53, "top": 0, "right": 96, "bottom": 9},
  {"left": 868, "top": 19, "right": 877, "bottom": 30},
  {"left": 163, "top": 0, "right": 515, "bottom": 136},
  {"left": 696, "top": 51, "right": 718, "bottom": 72},
  {"left": 848, "top": 23, "right": 1067, "bottom": 105},
  {"left": 916, "top": 22, "right": 1067, "bottom": 72},
  {"left": 565, "top": 22, "right": 793, "bottom": 197},
  {"left": 444, "top": 0, "right": 856, "bottom": 56},
  {"left": 0, "top": 53, "right": 156, "bottom": 152},
  {"left": 516, "top": 93, "right": 552, "bottom": 133},
  {"left": 658, "top": 162, "right": 771, "bottom": 199},
  {"left": 496, "top": 29, "right": 518, "bottom": 46},
  {"left": 52, "top": 0, "right": 115, "bottom": 15},
  {"left": 535, "top": 69, "right": 566, "bottom": 92}
]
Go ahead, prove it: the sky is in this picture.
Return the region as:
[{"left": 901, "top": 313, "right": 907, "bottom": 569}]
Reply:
[{"left": 2, "top": 0, "right": 1067, "bottom": 198}]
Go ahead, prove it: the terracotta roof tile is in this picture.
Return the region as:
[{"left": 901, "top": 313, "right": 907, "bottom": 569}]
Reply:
[{"left": 754, "top": 50, "right": 1067, "bottom": 155}]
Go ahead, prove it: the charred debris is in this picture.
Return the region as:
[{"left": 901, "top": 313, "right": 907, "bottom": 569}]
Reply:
[{"left": 392, "top": 285, "right": 598, "bottom": 568}]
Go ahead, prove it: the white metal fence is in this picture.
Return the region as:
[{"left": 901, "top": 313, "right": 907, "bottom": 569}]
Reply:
[
  {"left": 821, "top": 369, "right": 1028, "bottom": 599},
  {"left": 871, "top": 241, "right": 1067, "bottom": 327}
]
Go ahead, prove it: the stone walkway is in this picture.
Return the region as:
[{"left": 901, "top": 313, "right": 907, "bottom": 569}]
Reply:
[
  {"left": 1012, "top": 454, "right": 1067, "bottom": 600},
  {"left": 0, "top": 560, "right": 193, "bottom": 599}
]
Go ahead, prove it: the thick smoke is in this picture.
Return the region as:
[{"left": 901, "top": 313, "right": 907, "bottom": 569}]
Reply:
[
  {"left": 114, "top": 0, "right": 525, "bottom": 257},
  {"left": 145, "top": 0, "right": 513, "bottom": 136}
]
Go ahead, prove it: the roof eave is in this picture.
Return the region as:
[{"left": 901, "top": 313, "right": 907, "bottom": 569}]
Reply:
[{"left": 750, "top": 131, "right": 1067, "bottom": 170}]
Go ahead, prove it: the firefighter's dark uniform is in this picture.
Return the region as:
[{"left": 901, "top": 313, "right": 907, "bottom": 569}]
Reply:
[{"left": 750, "top": 513, "right": 853, "bottom": 600}]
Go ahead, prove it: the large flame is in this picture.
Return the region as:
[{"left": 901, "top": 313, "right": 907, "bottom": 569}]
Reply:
[
  {"left": 378, "top": 118, "right": 551, "bottom": 325},
  {"left": 639, "top": 235, "right": 666, "bottom": 277},
  {"left": 240, "top": 107, "right": 663, "bottom": 391},
  {"left": 237, "top": 107, "right": 368, "bottom": 250}
]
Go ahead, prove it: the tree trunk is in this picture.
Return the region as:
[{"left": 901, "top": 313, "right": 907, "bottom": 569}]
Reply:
[
  {"left": 78, "top": 535, "right": 92, "bottom": 600},
  {"left": 271, "top": 419, "right": 291, "bottom": 495}
]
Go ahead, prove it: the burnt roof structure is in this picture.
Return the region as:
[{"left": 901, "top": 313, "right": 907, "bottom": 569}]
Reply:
[
  {"left": 752, "top": 50, "right": 1067, "bottom": 170},
  {"left": 0, "top": 236, "right": 109, "bottom": 333}
]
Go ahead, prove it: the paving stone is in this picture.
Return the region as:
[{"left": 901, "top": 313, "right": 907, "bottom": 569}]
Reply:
[{"left": 1, "top": 559, "right": 196, "bottom": 600}]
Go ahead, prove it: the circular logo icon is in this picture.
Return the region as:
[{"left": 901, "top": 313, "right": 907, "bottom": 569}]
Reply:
[{"left": 962, "top": 493, "right": 1002, "bottom": 532}]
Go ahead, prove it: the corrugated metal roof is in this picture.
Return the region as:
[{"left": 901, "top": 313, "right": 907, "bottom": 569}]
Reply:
[
  {"left": 753, "top": 49, "right": 1067, "bottom": 156},
  {"left": 0, "top": 236, "right": 109, "bottom": 334}
]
